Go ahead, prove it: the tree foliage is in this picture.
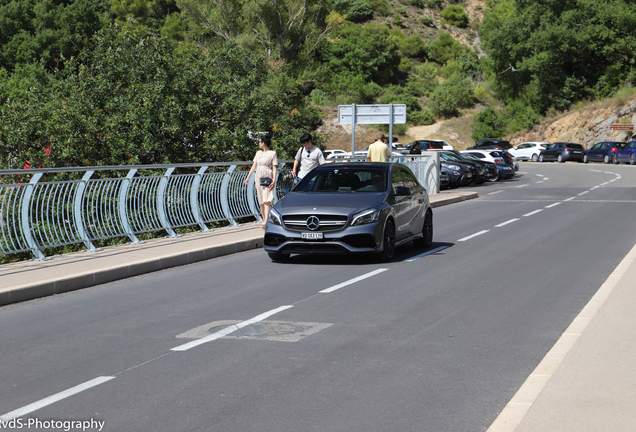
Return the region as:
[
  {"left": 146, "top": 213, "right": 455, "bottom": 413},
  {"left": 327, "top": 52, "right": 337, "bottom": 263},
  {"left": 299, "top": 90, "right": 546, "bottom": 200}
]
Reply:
[
  {"left": 0, "top": 25, "right": 321, "bottom": 168},
  {"left": 480, "top": 0, "right": 636, "bottom": 112}
]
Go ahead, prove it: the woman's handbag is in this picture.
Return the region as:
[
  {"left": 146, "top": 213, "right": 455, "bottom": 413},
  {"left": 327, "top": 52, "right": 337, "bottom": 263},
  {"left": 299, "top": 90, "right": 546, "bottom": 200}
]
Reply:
[{"left": 259, "top": 177, "right": 273, "bottom": 187}]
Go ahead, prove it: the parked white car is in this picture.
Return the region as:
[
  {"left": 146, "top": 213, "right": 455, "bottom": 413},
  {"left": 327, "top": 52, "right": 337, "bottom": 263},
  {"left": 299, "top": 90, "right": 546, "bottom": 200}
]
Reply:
[
  {"left": 324, "top": 149, "right": 348, "bottom": 159},
  {"left": 461, "top": 150, "right": 506, "bottom": 164},
  {"left": 508, "top": 142, "right": 549, "bottom": 162}
]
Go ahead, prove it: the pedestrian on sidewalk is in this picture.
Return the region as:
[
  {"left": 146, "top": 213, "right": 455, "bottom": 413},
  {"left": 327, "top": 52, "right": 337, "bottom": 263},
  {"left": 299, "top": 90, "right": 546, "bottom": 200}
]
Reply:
[
  {"left": 244, "top": 133, "right": 278, "bottom": 227},
  {"left": 368, "top": 133, "right": 391, "bottom": 162},
  {"left": 292, "top": 133, "right": 325, "bottom": 182},
  {"left": 409, "top": 141, "right": 421, "bottom": 162}
]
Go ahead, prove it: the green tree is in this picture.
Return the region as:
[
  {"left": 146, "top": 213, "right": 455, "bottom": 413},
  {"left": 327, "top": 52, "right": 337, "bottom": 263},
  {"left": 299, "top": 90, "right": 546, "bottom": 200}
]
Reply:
[
  {"left": 0, "top": 25, "right": 322, "bottom": 168},
  {"left": 480, "top": 0, "right": 636, "bottom": 112},
  {"left": 0, "top": 0, "right": 110, "bottom": 73},
  {"left": 471, "top": 107, "right": 505, "bottom": 142},
  {"left": 428, "top": 32, "right": 468, "bottom": 65},
  {"left": 441, "top": 5, "right": 469, "bottom": 28}
]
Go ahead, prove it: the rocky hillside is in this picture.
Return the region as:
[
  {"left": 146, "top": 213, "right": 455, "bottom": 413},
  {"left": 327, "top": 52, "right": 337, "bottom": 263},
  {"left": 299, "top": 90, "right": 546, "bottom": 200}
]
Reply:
[{"left": 509, "top": 95, "right": 636, "bottom": 148}]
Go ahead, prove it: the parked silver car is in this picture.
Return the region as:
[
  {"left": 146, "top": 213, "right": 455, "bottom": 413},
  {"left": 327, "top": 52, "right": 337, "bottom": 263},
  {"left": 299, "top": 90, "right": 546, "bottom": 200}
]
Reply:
[{"left": 264, "top": 162, "right": 433, "bottom": 261}]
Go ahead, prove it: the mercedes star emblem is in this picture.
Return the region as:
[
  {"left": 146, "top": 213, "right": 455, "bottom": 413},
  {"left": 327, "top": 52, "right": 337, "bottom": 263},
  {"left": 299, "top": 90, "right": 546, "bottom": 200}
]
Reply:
[{"left": 306, "top": 216, "right": 320, "bottom": 231}]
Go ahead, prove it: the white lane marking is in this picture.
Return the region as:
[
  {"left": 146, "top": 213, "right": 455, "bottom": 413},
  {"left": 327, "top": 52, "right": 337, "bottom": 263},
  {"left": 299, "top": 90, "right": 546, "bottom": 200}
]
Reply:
[
  {"left": 0, "top": 376, "right": 115, "bottom": 422},
  {"left": 523, "top": 209, "right": 543, "bottom": 217},
  {"left": 591, "top": 186, "right": 599, "bottom": 190},
  {"left": 487, "top": 190, "right": 504, "bottom": 195},
  {"left": 458, "top": 230, "right": 489, "bottom": 242},
  {"left": 601, "top": 182, "right": 609, "bottom": 186},
  {"left": 564, "top": 197, "right": 576, "bottom": 201},
  {"left": 404, "top": 246, "right": 449, "bottom": 262},
  {"left": 536, "top": 174, "right": 544, "bottom": 177},
  {"left": 604, "top": 171, "right": 614, "bottom": 174},
  {"left": 494, "top": 218, "right": 519, "bottom": 227},
  {"left": 535, "top": 181, "right": 544, "bottom": 184},
  {"left": 590, "top": 169, "right": 602, "bottom": 172},
  {"left": 516, "top": 184, "right": 528, "bottom": 188},
  {"left": 543, "top": 178, "right": 549, "bottom": 181},
  {"left": 171, "top": 306, "right": 293, "bottom": 351},
  {"left": 545, "top": 202, "right": 561, "bottom": 208},
  {"left": 320, "top": 269, "right": 388, "bottom": 293},
  {"left": 578, "top": 191, "right": 589, "bottom": 196}
]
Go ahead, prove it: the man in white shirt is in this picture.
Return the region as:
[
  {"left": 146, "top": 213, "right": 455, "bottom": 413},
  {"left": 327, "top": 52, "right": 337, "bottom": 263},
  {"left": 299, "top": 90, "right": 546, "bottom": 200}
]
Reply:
[
  {"left": 292, "top": 133, "right": 325, "bottom": 181},
  {"left": 368, "top": 133, "right": 391, "bottom": 162}
]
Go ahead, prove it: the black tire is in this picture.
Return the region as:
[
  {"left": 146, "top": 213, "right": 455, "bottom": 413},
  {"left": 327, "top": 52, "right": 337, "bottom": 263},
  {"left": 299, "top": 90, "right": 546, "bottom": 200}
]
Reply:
[
  {"left": 539, "top": 154, "right": 544, "bottom": 162},
  {"left": 488, "top": 171, "right": 501, "bottom": 182},
  {"left": 557, "top": 154, "right": 564, "bottom": 163},
  {"left": 613, "top": 154, "right": 619, "bottom": 164},
  {"left": 583, "top": 154, "right": 589, "bottom": 164},
  {"left": 603, "top": 154, "right": 610, "bottom": 164},
  {"left": 378, "top": 219, "right": 396, "bottom": 262},
  {"left": 268, "top": 252, "right": 290, "bottom": 261},
  {"left": 414, "top": 210, "right": 433, "bottom": 248},
  {"left": 532, "top": 154, "right": 539, "bottom": 162},
  {"left": 631, "top": 154, "right": 635, "bottom": 165}
]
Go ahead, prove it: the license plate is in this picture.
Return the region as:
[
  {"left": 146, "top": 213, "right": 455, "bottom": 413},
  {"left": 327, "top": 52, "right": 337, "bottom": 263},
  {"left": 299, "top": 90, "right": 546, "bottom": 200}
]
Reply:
[
  {"left": 302, "top": 232, "right": 323, "bottom": 240},
  {"left": 573, "top": 151, "right": 582, "bottom": 153}
]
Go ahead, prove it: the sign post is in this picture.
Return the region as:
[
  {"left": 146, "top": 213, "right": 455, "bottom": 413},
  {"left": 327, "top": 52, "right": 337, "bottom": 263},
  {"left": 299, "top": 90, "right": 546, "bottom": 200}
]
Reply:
[
  {"left": 604, "top": 124, "right": 634, "bottom": 141},
  {"left": 338, "top": 104, "right": 407, "bottom": 154}
]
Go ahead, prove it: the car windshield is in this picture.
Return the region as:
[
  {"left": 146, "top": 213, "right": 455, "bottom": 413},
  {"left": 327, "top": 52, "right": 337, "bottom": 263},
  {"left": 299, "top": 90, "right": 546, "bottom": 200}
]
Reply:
[
  {"left": 461, "top": 153, "right": 481, "bottom": 161},
  {"left": 295, "top": 167, "right": 387, "bottom": 192}
]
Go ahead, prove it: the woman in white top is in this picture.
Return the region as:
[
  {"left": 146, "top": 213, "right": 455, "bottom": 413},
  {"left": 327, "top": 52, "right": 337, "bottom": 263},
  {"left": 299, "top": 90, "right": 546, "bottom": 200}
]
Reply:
[{"left": 244, "top": 133, "right": 278, "bottom": 227}]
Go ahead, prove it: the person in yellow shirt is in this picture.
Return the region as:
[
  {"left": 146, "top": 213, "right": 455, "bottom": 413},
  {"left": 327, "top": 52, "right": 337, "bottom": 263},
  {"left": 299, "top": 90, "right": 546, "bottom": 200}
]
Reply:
[{"left": 368, "top": 133, "right": 391, "bottom": 162}]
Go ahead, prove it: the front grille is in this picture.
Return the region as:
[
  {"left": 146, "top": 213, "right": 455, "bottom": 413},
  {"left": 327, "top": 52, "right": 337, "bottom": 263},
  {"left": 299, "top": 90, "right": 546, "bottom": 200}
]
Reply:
[
  {"left": 281, "top": 243, "right": 350, "bottom": 254},
  {"left": 282, "top": 214, "right": 349, "bottom": 232}
]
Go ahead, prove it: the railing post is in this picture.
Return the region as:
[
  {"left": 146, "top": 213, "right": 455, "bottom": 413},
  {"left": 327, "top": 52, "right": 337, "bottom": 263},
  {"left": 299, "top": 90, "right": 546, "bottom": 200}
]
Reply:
[
  {"left": 118, "top": 169, "right": 140, "bottom": 244},
  {"left": 190, "top": 166, "right": 210, "bottom": 231},
  {"left": 20, "top": 173, "right": 45, "bottom": 260},
  {"left": 73, "top": 170, "right": 97, "bottom": 252},
  {"left": 157, "top": 167, "right": 177, "bottom": 238},
  {"left": 245, "top": 170, "right": 262, "bottom": 222},
  {"left": 220, "top": 165, "right": 239, "bottom": 227}
]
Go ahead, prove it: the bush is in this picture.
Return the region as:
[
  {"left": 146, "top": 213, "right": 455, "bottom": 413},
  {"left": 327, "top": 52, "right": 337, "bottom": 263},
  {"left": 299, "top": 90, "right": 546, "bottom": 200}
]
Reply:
[
  {"left": 410, "top": 108, "right": 435, "bottom": 125},
  {"left": 402, "top": 0, "right": 423, "bottom": 6},
  {"left": 428, "top": 32, "right": 468, "bottom": 65},
  {"left": 419, "top": 16, "right": 435, "bottom": 27},
  {"left": 362, "top": 0, "right": 391, "bottom": 16},
  {"left": 426, "top": 0, "right": 443, "bottom": 10},
  {"left": 334, "top": 0, "right": 374, "bottom": 22},
  {"left": 471, "top": 108, "right": 505, "bottom": 142},
  {"left": 441, "top": 5, "right": 470, "bottom": 28}
]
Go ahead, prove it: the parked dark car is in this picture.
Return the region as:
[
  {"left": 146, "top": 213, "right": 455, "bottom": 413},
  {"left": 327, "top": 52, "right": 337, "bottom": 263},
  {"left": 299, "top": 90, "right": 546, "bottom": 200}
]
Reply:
[
  {"left": 539, "top": 142, "right": 585, "bottom": 163},
  {"left": 407, "top": 140, "right": 444, "bottom": 151},
  {"left": 459, "top": 151, "right": 508, "bottom": 182},
  {"left": 438, "top": 156, "right": 473, "bottom": 189},
  {"left": 264, "top": 162, "right": 433, "bottom": 261},
  {"left": 466, "top": 139, "right": 513, "bottom": 150},
  {"left": 615, "top": 141, "right": 636, "bottom": 165},
  {"left": 583, "top": 141, "right": 624, "bottom": 164},
  {"left": 439, "top": 151, "right": 489, "bottom": 184}
]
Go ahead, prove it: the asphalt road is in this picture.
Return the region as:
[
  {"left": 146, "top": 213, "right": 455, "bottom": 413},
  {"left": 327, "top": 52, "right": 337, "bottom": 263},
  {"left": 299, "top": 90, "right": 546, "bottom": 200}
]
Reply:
[{"left": 2, "top": 161, "right": 636, "bottom": 432}]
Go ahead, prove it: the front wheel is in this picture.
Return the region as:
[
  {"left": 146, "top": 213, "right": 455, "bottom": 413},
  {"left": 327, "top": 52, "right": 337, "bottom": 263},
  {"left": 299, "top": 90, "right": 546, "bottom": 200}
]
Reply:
[
  {"left": 488, "top": 171, "right": 501, "bottom": 182},
  {"left": 557, "top": 154, "right": 564, "bottom": 163},
  {"left": 631, "top": 154, "right": 635, "bottom": 165},
  {"left": 539, "top": 154, "right": 544, "bottom": 162},
  {"left": 414, "top": 210, "right": 433, "bottom": 249},
  {"left": 378, "top": 219, "right": 396, "bottom": 262},
  {"left": 604, "top": 154, "right": 610, "bottom": 164},
  {"left": 613, "top": 154, "right": 619, "bottom": 164},
  {"left": 531, "top": 154, "right": 539, "bottom": 162},
  {"left": 583, "top": 154, "right": 589, "bottom": 164},
  {"left": 268, "top": 252, "right": 290, "bottom": 261}
]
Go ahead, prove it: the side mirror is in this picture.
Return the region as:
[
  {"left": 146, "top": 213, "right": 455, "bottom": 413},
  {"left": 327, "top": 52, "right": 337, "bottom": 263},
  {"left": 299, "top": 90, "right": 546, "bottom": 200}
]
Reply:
[{"left": 394, "top": 186, "right": 411, "bottom": 196}]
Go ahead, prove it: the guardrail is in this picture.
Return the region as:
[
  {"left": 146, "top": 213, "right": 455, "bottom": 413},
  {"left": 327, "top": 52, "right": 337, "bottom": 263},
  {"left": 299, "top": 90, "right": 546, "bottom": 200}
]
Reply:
[{"left": 0, "top": 155, "right": 439, "bottom": 260}]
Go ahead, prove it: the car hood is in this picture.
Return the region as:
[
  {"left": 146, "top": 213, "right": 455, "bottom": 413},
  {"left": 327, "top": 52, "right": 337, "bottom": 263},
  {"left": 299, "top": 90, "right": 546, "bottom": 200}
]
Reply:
[{"left": 275, "top": 192, "right": 387, "bottom": 215}]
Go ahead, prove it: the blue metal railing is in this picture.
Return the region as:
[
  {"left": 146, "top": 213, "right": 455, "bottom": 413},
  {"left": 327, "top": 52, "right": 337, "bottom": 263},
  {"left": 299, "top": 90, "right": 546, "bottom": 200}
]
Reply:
[{"left": 0, "top": 155, "right": 438, "bottom": 260}]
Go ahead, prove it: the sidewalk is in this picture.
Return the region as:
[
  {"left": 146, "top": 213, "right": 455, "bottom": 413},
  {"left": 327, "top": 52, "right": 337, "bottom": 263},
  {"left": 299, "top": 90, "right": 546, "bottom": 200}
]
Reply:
[{"left": 0, "top": 190, "right": 477, "bottom": 307}]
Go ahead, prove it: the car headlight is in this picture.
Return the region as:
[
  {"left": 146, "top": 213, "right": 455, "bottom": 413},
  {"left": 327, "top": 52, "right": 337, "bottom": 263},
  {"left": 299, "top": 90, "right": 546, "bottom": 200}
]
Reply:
[
  {"left": 352, "top": 209, "right": 380, "bottom": 226},
  {"left": 448, "top": 165, "right": 461, "bottom": 170},
  {"left": 269, "top": 208, "right": 282, "bottom": 225}
]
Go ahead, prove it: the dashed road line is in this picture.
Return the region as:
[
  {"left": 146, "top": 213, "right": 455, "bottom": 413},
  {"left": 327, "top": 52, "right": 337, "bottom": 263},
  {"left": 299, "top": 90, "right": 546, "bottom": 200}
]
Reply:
[
  {"left": 487, "top": 190, "right": 504, "bottom": 195},
  {"left": 404, "top": 246, "right": 449, "bottom": 262},
  {"left": 0, "top": 376, "right": 115, "bottom": 422},
  {"left": 458, "top": 230, "right": 489, "bottom": 242},
  {"left": 494, "top": 218, "right": 519, "bottom": 228},
  {"left": 545, "top": 202, "right": 561, "bottom": 208},
  {"left": 523, "top": 209, "right": 543, "bottom": 217},
  {"left": 320, "top": 269, "right": 388, "bottom": 293}
]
